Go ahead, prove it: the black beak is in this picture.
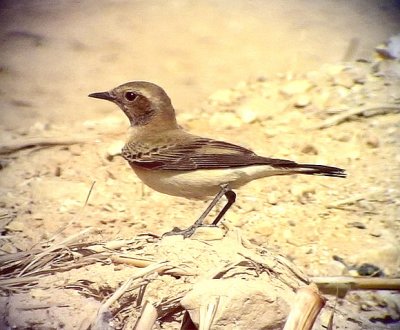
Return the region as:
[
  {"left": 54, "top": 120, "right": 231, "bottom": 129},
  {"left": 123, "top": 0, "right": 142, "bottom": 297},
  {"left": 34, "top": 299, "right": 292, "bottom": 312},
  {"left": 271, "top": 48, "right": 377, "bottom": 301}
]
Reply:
[{"left": 88, "top": 91, "right": 115, "bottom": 102}]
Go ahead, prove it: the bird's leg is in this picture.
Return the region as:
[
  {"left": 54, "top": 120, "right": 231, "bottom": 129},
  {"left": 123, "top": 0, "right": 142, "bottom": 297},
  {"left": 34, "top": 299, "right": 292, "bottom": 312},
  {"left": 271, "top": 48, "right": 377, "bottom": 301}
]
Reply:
[
  {"left": 191, "top": 184, "right": 231, "bottom": 228},
  {"left": 163, "top": 184, "right": 232, "bottom": 238},
  {"left": 212, "top": 189, "right": 236, "bottom": 225}
]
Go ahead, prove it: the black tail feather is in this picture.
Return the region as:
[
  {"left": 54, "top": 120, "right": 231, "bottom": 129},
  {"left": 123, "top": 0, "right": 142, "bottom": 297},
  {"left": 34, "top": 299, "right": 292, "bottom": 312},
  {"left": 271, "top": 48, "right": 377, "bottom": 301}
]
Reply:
[{"left": 293, "top": 163, "right": 346, "bottom": 178}]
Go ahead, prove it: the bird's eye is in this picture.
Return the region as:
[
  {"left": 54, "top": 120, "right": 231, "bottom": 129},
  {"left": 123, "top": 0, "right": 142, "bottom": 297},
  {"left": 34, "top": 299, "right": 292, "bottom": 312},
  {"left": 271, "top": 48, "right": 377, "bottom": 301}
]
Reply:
[{"left": 125, "top": 92, "right": 138, "bottom": 101}]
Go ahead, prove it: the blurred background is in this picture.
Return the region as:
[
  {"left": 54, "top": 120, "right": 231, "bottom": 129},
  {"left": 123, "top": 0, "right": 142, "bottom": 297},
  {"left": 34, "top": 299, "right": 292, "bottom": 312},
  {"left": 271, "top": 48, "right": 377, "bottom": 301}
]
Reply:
[{"left": 1, "top": 0, "right": 400, "bottom": 127}]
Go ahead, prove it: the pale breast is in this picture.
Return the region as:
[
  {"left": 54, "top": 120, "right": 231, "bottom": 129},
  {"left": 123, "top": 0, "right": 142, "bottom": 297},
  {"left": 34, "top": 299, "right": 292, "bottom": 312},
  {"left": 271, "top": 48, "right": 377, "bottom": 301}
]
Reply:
[{"left": 131, "top": 164, "right": 282, "bottom": 199}]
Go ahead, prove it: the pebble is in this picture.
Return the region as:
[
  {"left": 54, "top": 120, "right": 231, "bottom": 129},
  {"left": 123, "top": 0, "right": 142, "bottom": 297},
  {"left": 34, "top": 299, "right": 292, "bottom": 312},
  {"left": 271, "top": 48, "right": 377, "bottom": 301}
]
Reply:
[
  {"left": 236, "top": 106, "right": 258, "bottom": 124},
  {"left": 335, "top": 133, "right": 352, "bottom": 142},
  {"left": 105, "top": 140, "right": 124, "bottom": 160},
  {"left": 333, "top": 71, "right": 355, "bottom": 88},
  {"left": 5, "top": 221, "right": 25, "bottom": 232},
  {"left": 294, "top": 93, "right": 310, "bottom": 107},
  {"left": 235, "top": 96, "right": 275, "bottom": 122},
  {"left": 209, "top": 112, "right": 242, "bottom": 128},
  {"left": 365, "top": 134, "right": 380, "bottom": 148},
  {"left": 311, "top": 89, "right": 330, "bottom": 110},
  {"left": 290, "top": 184, "right": 316, "bottom": 203},
  {"left": 266, "top": 191, "right": 279, "bottom": 205},
  {"left": 323, "top": 63, "right": 346, "bottom": 77},
  {"left": 69, "top": 144, "right": 82, "bottom": 156},
  {"left": 208, "top": 88, "right": 238, "bottom": 105},
  {"left": 346, "top": 221, "right": 367, "bottom": 229},
  {"left": 306, "top": 70, "right": 329, "bottom": 86},
  {"left": 254, "top": 222, "right": 274, "bottom": 237},
  {"left": 301, "top": 144, "right": 319, "bottom": 155},
  {"left": 280, "top": 80, "right": 312, "bottom": 96}
]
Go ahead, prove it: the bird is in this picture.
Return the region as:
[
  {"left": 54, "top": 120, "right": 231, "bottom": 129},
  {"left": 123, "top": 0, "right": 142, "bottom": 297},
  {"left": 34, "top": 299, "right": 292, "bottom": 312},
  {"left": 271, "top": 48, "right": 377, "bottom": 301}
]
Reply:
[{"left": 89, "top": 81, "right": 346, "bottom": 237}]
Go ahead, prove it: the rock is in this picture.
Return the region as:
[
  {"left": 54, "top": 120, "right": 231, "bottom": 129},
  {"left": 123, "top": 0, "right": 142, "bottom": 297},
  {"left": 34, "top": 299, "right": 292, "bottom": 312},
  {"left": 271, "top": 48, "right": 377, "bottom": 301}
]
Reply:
[
  {"left": 311, "top": 89, "right": 331, "bottom": 110},
  {"left": 306, "top": 70, "right": 329, "bottom": 86},
  {"left": 294, "top": 93, "right": 310, "bottom": 107},
  {"left": 235, "top": 96, "right": 275, "bottom": 122},
  {"left": 365, "top": 134, "right": 380, "bottom": 148},
  {"left": 181, "top": 279, "right": 290, "bottom": 330},
  {"left": 105, "top": 140, "right": 124, "bottom": 160},
  {"left": 333, "top": 71, "right": 355, "bottom": 88},
  {"left": 208, "top": 89, "right": 239, "bottom": 105},
  {"left": 266, "top": 192, "right": 279, "bottom": 205},
  {"left": 301, "top": 144, "right": 318, "bottom": 155},
  {"left": 5, "top": 221, "right": 25, "bottom": 232},
  {"left": 69, "top": 144, "right": 82, "bottom": 156},
  {"left": 290, "top": 185, "right": 316, "bottom": 203},
  {"left": 210, "top": 112, "right": 242, "bottom": 129},
  {"left": 334, "top": 133, "right": 352, "bottom": 142},
  {"left": 280, "top": 80, "right": 312, "bottom": 96},
  {"left": 236, "top": 107, "right": 258, "bottom": 124},
  {"left": 346, "top": 221, "right": 367, "bottom": 229},
  {"left": 323, "top": 64, "right": 346, "bottom": 77},
  {"left": 254, "top": 221, "right": 274, "bottom": 237}
]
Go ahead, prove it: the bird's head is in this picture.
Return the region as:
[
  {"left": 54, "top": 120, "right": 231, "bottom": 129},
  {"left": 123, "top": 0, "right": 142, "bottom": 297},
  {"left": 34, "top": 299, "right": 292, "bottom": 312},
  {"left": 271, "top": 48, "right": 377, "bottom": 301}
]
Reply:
[{"left": 89, "top": 81, "right": 178, "bottom": 129}]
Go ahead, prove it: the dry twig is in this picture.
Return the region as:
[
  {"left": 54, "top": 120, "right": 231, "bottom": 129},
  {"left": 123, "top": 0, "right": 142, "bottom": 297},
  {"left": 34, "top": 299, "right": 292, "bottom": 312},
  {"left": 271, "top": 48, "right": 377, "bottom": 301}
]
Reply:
[
  {"left": 316, "top": 104, "right": 400, "bottom": 129},
  {"left": 0, "top": 137, "right": 90, "bottom": 155},
  {"left": 311, "top": 276, "right": 400, "bottom": 297}
]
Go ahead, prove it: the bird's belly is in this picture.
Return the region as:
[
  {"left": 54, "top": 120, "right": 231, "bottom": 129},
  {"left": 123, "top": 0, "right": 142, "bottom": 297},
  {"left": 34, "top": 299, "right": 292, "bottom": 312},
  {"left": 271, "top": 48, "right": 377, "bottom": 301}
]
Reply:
[{"left": 131, "top": 165, "right": 278, "bottom": 199}]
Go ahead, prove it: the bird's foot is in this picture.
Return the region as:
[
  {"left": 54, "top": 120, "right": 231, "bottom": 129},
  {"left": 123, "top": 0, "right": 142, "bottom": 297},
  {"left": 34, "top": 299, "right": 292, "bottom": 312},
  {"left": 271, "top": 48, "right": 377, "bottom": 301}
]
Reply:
[{"left": 162, "top": 224, "right": 216, "bottom": 239}]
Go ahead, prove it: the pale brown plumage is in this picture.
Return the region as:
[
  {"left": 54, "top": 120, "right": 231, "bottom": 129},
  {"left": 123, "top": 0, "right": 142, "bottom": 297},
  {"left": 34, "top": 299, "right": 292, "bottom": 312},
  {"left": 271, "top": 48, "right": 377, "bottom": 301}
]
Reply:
[{"left": 89, "top": 81, "right": 346, "bottom": 236}]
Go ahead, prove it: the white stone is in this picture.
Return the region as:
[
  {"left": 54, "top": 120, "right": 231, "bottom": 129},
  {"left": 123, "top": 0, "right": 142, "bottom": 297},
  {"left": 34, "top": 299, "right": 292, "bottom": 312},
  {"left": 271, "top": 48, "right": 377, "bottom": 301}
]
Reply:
[
  {"left": 210, "top": 112, "right": 242, "bottom": 128},
  {"left": 280, "top": 80, "right": 312, "bottom": 96}
]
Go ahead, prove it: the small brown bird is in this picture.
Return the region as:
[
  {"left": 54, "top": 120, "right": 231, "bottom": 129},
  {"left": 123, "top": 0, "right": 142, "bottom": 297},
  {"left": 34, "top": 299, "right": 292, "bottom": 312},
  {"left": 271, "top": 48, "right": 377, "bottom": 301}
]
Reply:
[{"left": 89, "top": 81, "right": 345, "bottom": 237}]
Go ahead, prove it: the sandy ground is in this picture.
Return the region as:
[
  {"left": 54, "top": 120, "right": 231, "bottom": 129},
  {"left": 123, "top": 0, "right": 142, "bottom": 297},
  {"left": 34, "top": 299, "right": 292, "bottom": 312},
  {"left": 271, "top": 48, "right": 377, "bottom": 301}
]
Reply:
[{"left": 1, "top": 1, "right": 400, "bottom": 329}]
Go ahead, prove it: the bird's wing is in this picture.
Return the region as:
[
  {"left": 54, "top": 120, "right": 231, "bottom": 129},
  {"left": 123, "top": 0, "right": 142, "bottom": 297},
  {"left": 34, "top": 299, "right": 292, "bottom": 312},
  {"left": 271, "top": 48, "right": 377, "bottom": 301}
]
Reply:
[{"left": 122, "top": 137, "right": 297, "bottom": 170}]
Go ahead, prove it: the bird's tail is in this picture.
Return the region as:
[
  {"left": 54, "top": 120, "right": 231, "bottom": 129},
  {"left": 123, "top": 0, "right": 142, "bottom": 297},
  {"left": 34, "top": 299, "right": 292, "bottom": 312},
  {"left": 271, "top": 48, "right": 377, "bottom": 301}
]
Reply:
[{"left": 290, "top": 163, "right": 346, "bottom": 178}]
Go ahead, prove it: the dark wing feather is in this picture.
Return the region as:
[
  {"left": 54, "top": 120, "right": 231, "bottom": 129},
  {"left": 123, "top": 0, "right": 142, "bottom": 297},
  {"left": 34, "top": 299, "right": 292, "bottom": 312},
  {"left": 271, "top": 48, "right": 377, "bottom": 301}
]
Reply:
[{"left": 122, "top": 137, "right": 297, "bottom": 170}]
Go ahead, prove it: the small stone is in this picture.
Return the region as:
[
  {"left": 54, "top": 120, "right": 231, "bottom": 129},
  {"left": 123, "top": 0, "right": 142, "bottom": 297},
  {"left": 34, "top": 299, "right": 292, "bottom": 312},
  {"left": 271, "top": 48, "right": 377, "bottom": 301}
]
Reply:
[
  {"left": 333, "top": 71, "right": 355, "bottom": 88},
  {"left": 306, "top": 71, "right": 329, "bottom": 86},
  {"left": 5, "top": 221, "right": 25, "bottom": 232},
  {"left": 301, "top": 144, "right": 318, "bottom": 155},
  {"left": 236, "top": 107, "right": 258, "bottom": 124},
  {"left": 208, "top": 89, "right": 238, "bottom": 105},
  {"left": 294, "top": 94, "right": 310, "bottom": 107},
  {"left": 312, "top": 89, "right": 330, "bottom": 110},
  {"left": 335, "top": 133, "right": 352, "bottom": 142},
  {"left": 346, "top": 221, "right": 367, "bottom": 229},
  {"left": 324, "top": 64, "right": 346, "bottom": 77},
  {"left": 0, "top": 242, "right": 18, "bottom": 254},
  {"left": 236, "top": 96, "right": 275, "bottom": 122},
  {"left": 280, "top": 80, "right": 312, "bottom": 96},
  {"left": 54, "top": 166, "right": 62, "bottom": 177},
  {"left": 290, "top": 185, "right": 315, "bottom": 203},
  {"left": 365, "top": 134, "right": 380, "bottom": 148},
  {"left": 58, "top": 199, "right": 81, "bottom": 213},
  {"left": 254, "top": 222, "right": 274, "bottom": 237},
  {"left": 266, "top": 192, "right": 279, "bottom": 205},
  {"left": 210, "top": 112, "right": 242, "bottom": 129},
  {"left": 105, "top": 140, "right": 124, "bottom": 161},
  {"left": 69, "top": 144, "right": 82, "bottom": 156},
  {"left": 369, "top": 231, "right": 382, "bottom": 238}
]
